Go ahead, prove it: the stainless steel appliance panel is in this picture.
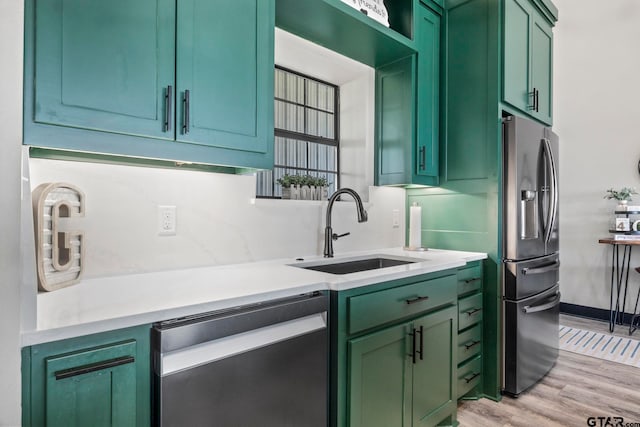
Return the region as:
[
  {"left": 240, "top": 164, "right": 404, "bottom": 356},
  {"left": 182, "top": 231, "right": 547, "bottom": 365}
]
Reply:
[
  {"left": 153, "top": 292, "right": 328, "bottom": 427},
  {"left": 503, "top": 253, "right": 559, "bottom": 300},
  {"left": 503, "top": 285, "right": 560, "bottom": 396},
  {"left": 159, "top": 329, "right": 327, "bottom": 427},
  {"left": 503, "top": 116, "right": 559, "bottom": 261}
]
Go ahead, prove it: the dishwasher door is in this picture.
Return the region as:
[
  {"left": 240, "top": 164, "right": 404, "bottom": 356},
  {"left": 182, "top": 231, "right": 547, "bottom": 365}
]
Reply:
[{"left": 152, "top": 292, "right": 328, "bottom": 427}]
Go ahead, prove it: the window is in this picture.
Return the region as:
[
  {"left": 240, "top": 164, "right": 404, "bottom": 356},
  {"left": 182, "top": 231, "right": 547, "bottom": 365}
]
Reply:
[{"left": 256, "top": 67, "right": 339, "bottom": 198}]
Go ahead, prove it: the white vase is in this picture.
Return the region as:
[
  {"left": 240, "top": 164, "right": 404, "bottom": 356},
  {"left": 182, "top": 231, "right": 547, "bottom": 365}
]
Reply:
[{"left": 617, "top": 200, "right": 628, "bottom": 211}]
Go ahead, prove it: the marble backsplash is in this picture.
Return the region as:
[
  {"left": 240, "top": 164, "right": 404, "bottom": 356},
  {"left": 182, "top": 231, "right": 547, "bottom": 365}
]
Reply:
[{"left": 28, "top": 158, "right": 406, "bottom": 279}]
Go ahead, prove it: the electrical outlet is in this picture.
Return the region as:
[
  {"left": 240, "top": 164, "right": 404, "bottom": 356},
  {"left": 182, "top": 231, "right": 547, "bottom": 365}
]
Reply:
[
  {"left": 392, "top": 209, "right": 400, "bottom": 228},
  {"left": 158, "top": 205, "right": 177, "bottom": 236}
]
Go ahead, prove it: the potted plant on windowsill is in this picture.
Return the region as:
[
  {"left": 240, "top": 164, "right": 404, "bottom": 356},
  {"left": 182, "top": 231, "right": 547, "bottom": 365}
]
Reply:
[
  {"left": 604, "top": 187, "right": 637, "bottom": 210},
  {"left": 278, "top": 174, "right": 330, "bottom": 200}
]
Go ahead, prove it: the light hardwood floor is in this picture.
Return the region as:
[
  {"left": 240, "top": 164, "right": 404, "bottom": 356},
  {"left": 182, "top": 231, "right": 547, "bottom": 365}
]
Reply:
[{"left": 457, "top": 315, "right": 640, "bottom": 427}]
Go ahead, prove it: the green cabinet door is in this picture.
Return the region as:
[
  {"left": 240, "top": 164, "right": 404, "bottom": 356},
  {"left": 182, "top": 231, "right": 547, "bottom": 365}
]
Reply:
[
  {"left": 45, "top": 341, "right": 137, "bottom": 427},
  {"left": 349, "top": 322, "right": 411, "bottom": 427},
  {"left": 503, "top": 0, "right": 532, "bottom": 114},
  {"left": 375, "top": 56, "right": 415, "bottom": 186},
  {"left": 23, "top": 325, "right": 150, "bottom": 427},
  {"left": 415, "top": 3, "right": 440, "bottom": 180},
  {"left": 176, "top": 0, "right": 274, "bottom": 156},
  {"left": 412, "top": 306, "right": 456, "bottom": 427},
  {"left": 32, "top": 0, "right": 175, "bottom": 139},
  {"left": 530, "top": 10, "right": 553, "bottom": 124},
  {"left": 348, "top": 306, "right": 456, "bottom": 427},
  {"left": 503, "top": 0, "right": 554, "bottom": 125}
]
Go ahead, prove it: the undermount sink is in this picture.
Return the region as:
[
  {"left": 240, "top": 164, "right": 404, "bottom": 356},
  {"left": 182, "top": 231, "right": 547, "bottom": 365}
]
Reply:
[{"left": 295, "top": 256, "right": 420, "bottom": 275}]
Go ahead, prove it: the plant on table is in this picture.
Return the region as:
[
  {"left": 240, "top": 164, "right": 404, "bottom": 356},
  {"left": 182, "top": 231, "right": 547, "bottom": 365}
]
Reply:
[{"left": 604, "top": 187, "right": 637, "bottom": 202}]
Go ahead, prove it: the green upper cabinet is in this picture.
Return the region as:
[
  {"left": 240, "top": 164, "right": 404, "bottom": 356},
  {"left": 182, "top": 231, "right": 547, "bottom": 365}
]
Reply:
[
  {"left": 22, "top": 325, "right": 150, "bottom": 427},
  {"left": 24, "top": 0, "right": 274, "bottom": 170},
  {"left": 415, "top": 3, "right": 440, "bottom": 181},
  {"left": 32, "top": 0, "right": 176, "bottom": 139},
  {"left": 503, "top": 0, "right": 554, "bottom": 125},
  {"left": 176, "top": 0, "right": 273, "bottom": 155},
  {"left": 375, "top": 55, "right": 415, "bottom": 186},
  {"left": 375, "top": 1, "right": 441, "bottom": 187}
]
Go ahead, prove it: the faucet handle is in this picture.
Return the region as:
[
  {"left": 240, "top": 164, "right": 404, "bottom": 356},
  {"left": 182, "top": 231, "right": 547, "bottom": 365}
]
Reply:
[{"left": 332, "top": 232, "right": 350, "bottom": 241}]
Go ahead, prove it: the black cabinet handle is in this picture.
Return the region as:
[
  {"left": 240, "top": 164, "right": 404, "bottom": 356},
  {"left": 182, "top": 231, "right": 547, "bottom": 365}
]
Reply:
[
  {"left": 419, "top": 146, "right": 426, "bottom": 170},
  {"left": 418, "top": 325, "right": 424, "bottom": 361},
  {"left": 409, "top": 328, "right": 417, "bottom": 364},
  {"left": 406, "top": 295, "right": 430, "bottom": 305},
  {"left": 464, "top": 340, "right": 481, "bottom": 350},
  {"left": 528, "top": 89, "right": 536, "bottom": 110},
  {"left": 535, "top": 88, "right": 539, "bottom": 112},
  {"left": 55, "top": 356, "right": 135, "bottom": 381},
  {"left": 464, "top": 371, "right": 481, "bottom": 383},
  {"left": 463, "top": 277, "right": 481, "bottom": 284},
  {"left": 182, "top": 89, "right": 190, "bottom": 134},
  {"left": 465, "top": 307, "right": 482, "bottom": 316},
  {"left": 164, "top": 85, "right": 173, "bottom": 132}
]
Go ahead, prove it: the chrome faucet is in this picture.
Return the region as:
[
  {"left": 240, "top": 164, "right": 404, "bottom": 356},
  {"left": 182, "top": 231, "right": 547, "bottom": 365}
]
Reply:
[{"left": 324, "top": 188, "right": 368, "bottom": 258}]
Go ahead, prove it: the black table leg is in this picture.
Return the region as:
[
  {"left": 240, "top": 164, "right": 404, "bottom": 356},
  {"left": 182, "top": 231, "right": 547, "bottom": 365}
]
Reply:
[{"left": 609, "top": 244, "right": 633, "bottom": 332}]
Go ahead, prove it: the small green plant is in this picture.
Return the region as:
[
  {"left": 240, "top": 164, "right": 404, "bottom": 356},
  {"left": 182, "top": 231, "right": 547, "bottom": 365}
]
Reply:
[
  {"left": 277, "top": 174, "right": 329, "bottom": 188},
  {"left": 604, "top": 187, "right": 637, "bottom": 202}
]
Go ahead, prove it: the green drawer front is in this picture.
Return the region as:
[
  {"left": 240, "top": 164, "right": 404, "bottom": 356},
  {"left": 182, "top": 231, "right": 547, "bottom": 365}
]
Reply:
[
  {"left": 457, "top": 355, "right": 482, "bottom": 399},
  {"left": 457, "top": 265, "right": 482, "bottom": 296},
  {"left": 457, "top": 323, "right": 482, "bottom": 365},
  {"left": 348, "top": 274, "right": 457, "bottom": 334},
  {"left": 458, "top": 292, "right": 483, "bottom": 331}
]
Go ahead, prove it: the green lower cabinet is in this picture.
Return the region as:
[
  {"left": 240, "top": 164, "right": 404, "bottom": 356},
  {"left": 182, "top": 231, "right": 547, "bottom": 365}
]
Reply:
[
  {"left": 411, "top": 307, "right": 457, "bottom": 426},
  {"left": 349, "top": 322, "right": 411, "bottom": 427},
  {"left": 348, "top": 306, "right": 456, "bottom": 427},
  {"left": 455, "top": 263, "right": 484, "bottom": 401},
  {"left": 22, "top": 325, "right": 150, "bottom": 427}
]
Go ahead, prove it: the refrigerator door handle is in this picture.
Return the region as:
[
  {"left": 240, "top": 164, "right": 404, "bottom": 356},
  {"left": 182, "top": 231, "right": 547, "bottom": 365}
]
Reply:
[
  {"left": 523, "top": 292, "right": 561, "bottom": 314},
  {"left": 521, "top": 260, "right": 560, "bottom": 275},
  {"left": 542, "top": 138, "right": 559, "bottom": 244}
]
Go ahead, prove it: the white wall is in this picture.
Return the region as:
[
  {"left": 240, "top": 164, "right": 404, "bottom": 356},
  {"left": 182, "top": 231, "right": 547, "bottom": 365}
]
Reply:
[
  {"left": 554, "top": 0, "right": 640, "bottom": 310},
  {"left": 0, "top": 0, "right": 24, "bottom": 424},
  {"left": 275, "top": 29, "right": 376, "bottom": 199},
  {"left": 29, "top": 159, "right": 405, "bottom": 278}
]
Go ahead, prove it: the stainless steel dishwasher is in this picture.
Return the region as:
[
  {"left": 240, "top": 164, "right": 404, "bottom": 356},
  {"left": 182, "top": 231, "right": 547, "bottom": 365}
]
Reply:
[{"left": 152, "top": 291, "right": 328, "bottom": 427}]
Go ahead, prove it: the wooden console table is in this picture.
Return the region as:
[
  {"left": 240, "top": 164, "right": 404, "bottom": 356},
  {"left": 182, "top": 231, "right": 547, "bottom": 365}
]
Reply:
[{"left": 598, "top": 238, "right": 640, "bottom": 334}]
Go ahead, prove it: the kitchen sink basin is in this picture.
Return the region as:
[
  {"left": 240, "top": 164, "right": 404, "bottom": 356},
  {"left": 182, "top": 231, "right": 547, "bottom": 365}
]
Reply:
[{"left": 297, "top": 257, "right": 419, "bottom": 275}]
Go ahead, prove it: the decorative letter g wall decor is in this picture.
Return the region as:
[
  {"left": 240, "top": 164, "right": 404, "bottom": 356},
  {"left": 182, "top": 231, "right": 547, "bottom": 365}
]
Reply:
[{"left": 32, "top": 183, "right": 85, "bottom": 292}]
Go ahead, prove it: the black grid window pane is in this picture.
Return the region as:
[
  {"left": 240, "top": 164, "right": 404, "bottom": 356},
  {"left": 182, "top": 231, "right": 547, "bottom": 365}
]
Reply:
[{"left": 256, "top": 67, "right": 339, "bottom": 198}]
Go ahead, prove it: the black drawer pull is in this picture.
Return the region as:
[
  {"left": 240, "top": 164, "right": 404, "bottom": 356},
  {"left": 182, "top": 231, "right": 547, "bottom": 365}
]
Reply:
[
  {"left": 55, "top": 356, "right": 135, "bottom": 381},
  {"left": 406, "top": 295, "right": 430, "bottom": 305},
  {"left": 463, "top": 277, "right": 481, "bottom": 284},
  {"left": 464, "top": 371, "right": 481, "bottom": 383},
  {"left": 465, "top": 308, "right": 482, "bottom": 316},
  {"left": 464, "top": 340, "right": 481, "bottom": 350}
]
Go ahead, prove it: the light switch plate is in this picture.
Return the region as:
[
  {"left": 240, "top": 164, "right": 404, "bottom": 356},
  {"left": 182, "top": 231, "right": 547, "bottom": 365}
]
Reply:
[{"left": 392, "top": 209, "right": 400, "bottom": 228}]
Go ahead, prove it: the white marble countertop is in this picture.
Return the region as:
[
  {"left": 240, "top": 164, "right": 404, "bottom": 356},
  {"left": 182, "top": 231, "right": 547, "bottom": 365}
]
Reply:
[{"left": 22, "top": 247, "right": 486, "bottom": 346}]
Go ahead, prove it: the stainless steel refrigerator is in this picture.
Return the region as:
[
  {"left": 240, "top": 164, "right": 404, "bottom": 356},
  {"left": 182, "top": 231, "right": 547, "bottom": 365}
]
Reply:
[{"left": 502, "top": 115, "right": 560, "bottom": 397}]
